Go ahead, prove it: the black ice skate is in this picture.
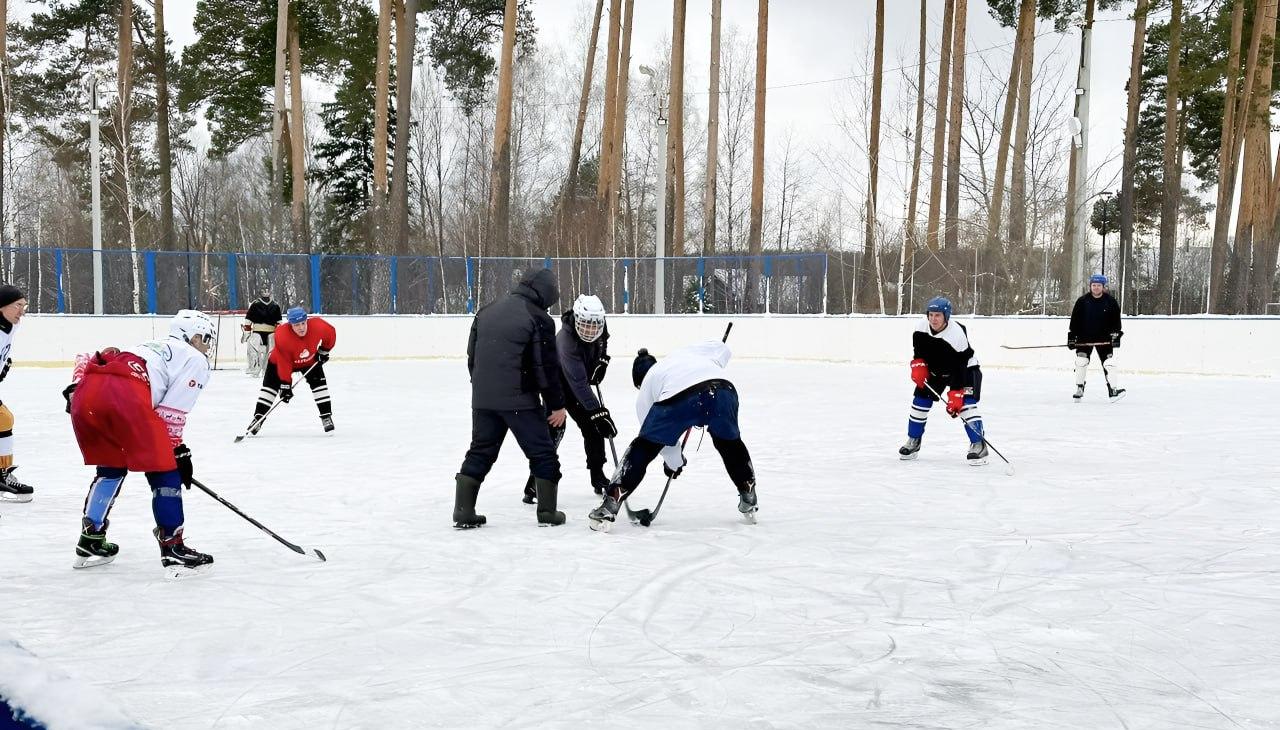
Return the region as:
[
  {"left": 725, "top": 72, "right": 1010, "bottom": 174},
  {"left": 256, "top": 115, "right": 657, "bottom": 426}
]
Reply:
[
  {"left": 0, "top": 466, "right": 34, "bottom": 502},
  {"left": 1108, "top": 386, "right": 1127, "bottom": 402},
  {"left": 588, "top": 494, "right": 621, "bottom": 533},
  {"left": 1073, "top": 384, "right": 1085, "bottom": 401},
  {"left": 521, "top": 476, "right": 536, "bottom": 505},
  {"left": 453, "top": 474, "right": 487, "bottom": 528},
  {"left": 155, "top": 527, "right": 214, "bottom": 578},
  {"left": 898, "top": 437, "right": 922, "bottom": 460},
  {"left": 967, "top": 441, "right": 989, "bottom": 466},
  {"left": 321, "top": 414, "right": 335, "bottom": 433},
  {"left": 73, "top": 518, "right": 119, "bottom": 569},
  {"left": 738, "top": 483, "right": 758, "bottom": 524}
]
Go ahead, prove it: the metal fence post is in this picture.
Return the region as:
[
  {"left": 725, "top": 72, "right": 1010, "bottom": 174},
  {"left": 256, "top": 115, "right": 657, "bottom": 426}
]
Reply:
[
  {"left": 54, "top": 248, "right": 66, "bottom": 313},
  {"left": 822, "top": 254, "right": 829, "bottom": 315},
  {"left": 390, "top": 257, "right": 399, "bottom": 314},
  {"left": 622, "top": 259, "right": 631, "bottom": 314},
  {"left": 764, "top": 256, "right": 773, "bottom": 315},
  {"left": 465, "top": 256, "right": 476, "bottom": 313},
  {"left": 697, "top": 257, "right": 706, "bottom": 314},
  {"left": 310, "top": 254, "right": 322, "bottom": 313},
  {"left": 144, "top": 252, "right": 158, "bottom": 313},
  {"left": 227, "top": 253, "right": 239, "bottom": 310}
]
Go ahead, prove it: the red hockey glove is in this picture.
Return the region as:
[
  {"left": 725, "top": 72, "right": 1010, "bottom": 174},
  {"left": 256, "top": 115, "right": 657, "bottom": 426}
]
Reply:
[
  {"left": 945, "top": 388, "right": 966, "bottom": 417},
  {"left": 910, "top": 358, "right": 929, "bottom": 387}
]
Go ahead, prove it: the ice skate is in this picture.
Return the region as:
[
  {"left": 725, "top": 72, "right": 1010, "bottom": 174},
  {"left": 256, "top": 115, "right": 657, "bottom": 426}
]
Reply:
[
  {"left": 321, "top": 414, "right": 335, "bottom": 433},
  {"left": 588, "top": 494, "right": 620, "bottom": 533},
  {"left": 1073, "top": 384, "right": 1085, "bottom": 401},
  {"left": 521, "top": 477, "right": 536, "bottom": 505},
  {"left": 967, "top": 441, "right": 989, "bottom": 466},
  {"left": 1108, "top": 386, "right": 1126, "bottom": 402},
  {"left": 738, "top": 484, "right": 758, "bottom": 525},
  {"left": 898, "top": 437, "right": 921, "bottom": 460},
  {"left": 155, "top": 527, "right": 214, "bottom": 578},
  {"left": 73, "top": 518, "right": 119, "bottom": 569},
  {"left": 0, "top": 466, "right": 34, "bottom": 502}
]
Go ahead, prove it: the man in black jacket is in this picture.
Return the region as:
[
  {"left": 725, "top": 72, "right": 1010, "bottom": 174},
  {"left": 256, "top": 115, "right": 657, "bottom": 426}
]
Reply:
[
  {"left": 1068, "top": 274, "right": 1125, "bottom": 401},
  {"left": 454, "top": 268, "right": 568, "bottom": 528},
  {"left": 523, "top": 294, "right": 616, "bottom": 504}
]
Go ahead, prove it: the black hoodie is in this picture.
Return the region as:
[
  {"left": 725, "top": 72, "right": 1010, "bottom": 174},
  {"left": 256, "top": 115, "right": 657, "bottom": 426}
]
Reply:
[{"left": 466, "top": 268, "right": 565, "bottom": 411}]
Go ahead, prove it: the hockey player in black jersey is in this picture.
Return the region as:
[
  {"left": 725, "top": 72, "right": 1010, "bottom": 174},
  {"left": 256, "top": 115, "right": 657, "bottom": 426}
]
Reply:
[
  {"left": 242, "top": 289, "right": 282, "bottom": 377},
  {"left": 899, "top": 297, "right": 989, "bottom": 465},
  {"left": 1068, "top": 274, "right": 1125, "bottom": 401}
]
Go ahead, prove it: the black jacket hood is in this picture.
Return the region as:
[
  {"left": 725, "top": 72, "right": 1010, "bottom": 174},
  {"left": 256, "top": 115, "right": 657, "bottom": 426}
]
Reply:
[{"left": 514, "top": 268, "right": 559, "bottom": 310}]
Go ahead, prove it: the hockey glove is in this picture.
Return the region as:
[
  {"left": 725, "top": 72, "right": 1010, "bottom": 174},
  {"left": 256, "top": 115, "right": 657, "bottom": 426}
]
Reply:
[
  {"left": 1110, "top": 331, "right": 1123, "bottom": 348},
  {"left": 278, "top": 382, "right": 294, "bottom": 403},
  {"left": 588, "top": 407, "right": 618, "bottom": 439},
  {"left": 316, "top": 348, "right": 331, "bottom": 365},
  {"left": 663, "top": 462, "right": 684, "bottom": 480},
  {"left": 910, "top": 358, "right": 929, "bottom": 387},
  {"left": 589, "top": 355, "right": 611, "bottom": 385},
  {"left": 62, "top": 383, "right": 77, "bottom": 414},
  {"left": 0, "top": 359, "right": 9, "bottom": 382},
  {"left": 173, "top": 443, "right": 194, "bottom": 488},
  {"left": 945, "top": 388, "right": 967, "bottom": 417},
  {"left": 1067, "top": 333, "right": 1078, "bottom": 348}
]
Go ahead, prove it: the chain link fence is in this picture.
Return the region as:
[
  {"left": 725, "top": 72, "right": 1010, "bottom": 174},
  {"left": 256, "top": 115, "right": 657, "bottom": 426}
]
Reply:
[{"left": 0, "top": 248, "right": 830, "bottom": 316}]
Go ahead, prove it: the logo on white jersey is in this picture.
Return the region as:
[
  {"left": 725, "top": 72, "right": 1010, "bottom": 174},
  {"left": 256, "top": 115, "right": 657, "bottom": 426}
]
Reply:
[{"left": 299, "top": 348, "right": 311, "bottom": 360}]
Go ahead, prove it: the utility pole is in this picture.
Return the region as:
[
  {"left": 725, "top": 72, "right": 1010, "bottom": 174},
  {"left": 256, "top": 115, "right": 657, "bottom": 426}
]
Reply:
[
  {"left": 85, "top": 72, "right": 104, "bottom": 315},
  {"left": 1067, "top": 0, "right": 1096, "bottom": 299}
]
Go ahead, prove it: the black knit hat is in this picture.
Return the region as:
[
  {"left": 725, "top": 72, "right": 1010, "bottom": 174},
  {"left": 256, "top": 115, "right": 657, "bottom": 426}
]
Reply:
[
  {"left": 632, "top": 348, "right": 657, "bottom": 389},
  {"left": 0, "top": 285, "right": 25, "bottom": 309}
]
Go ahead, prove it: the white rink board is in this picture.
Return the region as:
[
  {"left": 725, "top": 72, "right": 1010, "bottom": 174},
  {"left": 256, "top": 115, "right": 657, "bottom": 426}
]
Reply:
[{"left": 14, "top": 313, "right": 1280, "bottom": 377}]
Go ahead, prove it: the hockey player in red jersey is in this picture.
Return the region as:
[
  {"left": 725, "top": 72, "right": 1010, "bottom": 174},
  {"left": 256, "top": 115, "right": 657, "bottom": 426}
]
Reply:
[
  {"left": 245, "top": 306, "right": 338, "bottom": 436},
  {"left": 63, "top": 309, "right": 216, "bottom": 576}
]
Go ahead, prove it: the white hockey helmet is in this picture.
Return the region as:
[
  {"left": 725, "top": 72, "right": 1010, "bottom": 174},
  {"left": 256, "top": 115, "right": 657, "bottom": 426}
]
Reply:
[
  {"left": 572, "top": 294, "right": 606, "bottom": 342},
  {"left": 169, "top": 309, "right": 216, "bottom": 347}
]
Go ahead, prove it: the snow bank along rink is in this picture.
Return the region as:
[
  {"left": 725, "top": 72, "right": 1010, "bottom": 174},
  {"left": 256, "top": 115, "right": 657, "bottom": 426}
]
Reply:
[{"left": 2, "top": 314, "right": 1277, "bottom": 729}]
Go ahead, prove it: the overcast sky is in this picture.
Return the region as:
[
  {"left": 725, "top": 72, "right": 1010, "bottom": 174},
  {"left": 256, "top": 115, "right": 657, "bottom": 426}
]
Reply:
[{"left": 13, "top": 0, "right": 1165, "bottom": 208}]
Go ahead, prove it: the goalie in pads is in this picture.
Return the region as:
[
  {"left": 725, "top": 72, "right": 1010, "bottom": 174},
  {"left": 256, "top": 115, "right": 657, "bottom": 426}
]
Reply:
[{"left": 242, "top": 289, "right": 281, "bottom": 377}]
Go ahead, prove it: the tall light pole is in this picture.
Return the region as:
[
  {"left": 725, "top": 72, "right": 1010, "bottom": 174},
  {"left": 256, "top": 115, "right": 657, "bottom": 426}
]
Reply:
[
  {"left": 640, "top": 65, "right": 668, "bottom": 314},
  {"left": 83, "top": 70, "right": 106, "bottom": 315}
]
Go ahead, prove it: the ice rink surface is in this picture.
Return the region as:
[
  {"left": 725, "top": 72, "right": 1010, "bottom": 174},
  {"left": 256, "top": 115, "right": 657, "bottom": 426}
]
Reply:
[{"left": 2, "top": 358, "right": 1278, "bottom": 729}]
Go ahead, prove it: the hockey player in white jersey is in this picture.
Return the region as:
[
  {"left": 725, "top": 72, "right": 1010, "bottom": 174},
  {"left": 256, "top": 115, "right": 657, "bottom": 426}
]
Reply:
[
  {"left": 588, "top": 340, "right": 757, "bottom": 531},
  {"left": 0, "top": 284, "right": 34, "bottom": 503},
  {"left": 64, "top": 310, "right": 216, "bottom": 576}
]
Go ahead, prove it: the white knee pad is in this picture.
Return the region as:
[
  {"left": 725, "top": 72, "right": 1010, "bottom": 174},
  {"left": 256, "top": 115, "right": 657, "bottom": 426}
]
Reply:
[
  {"left": 1101, "top": 354, "right": 1118, "bottom": 387},
  {"left": 1073, "top": 353, "right": 1089, "bottom": 386}
]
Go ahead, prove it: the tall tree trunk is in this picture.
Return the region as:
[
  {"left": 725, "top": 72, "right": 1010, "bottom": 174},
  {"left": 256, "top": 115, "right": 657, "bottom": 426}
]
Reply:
[
  {"left": 925, "top": 0, "right": 955, "bottom": 253},
  {"left": 857, "top": 0, "right": 884, "bottom": 310},
  {"left": 746, "top": 0, "right": 767, "bottom": 310},
  {"left": 1246, "top": 0, "right": 1279, "bottom": 311},
  {"left": 607, "top": 0, "right": 634, "bottom": 259},
  {"left": 391, "top": 0, "right": 419, "bottom": 256},
  {"left": 153, "top": 0, "right": 175, "bottom": 252},
  {"left": 943, "top": 0, "right": 967, "bottom": 256},
  {"left": 986, "top": 0, "right": 1028, "bottom": 308},
  {"left": 1061, "top": 0, "right": 1094, "bottom": 301},
  {"left": 901, "top": 0, "right": 928, "bottom": 315},
  {"left": 272, "top": 0, "right": 288, "bottom": 234},
  {"left": 373, "top": 0, "right": 392, "bottom": 204},
  {"left": 1210, "top": 0, "right": 1246, "bottom": 312},
  {"left": 119, "top": 0, "right": 141, "bottom": 312},
  {"left": 287, "top": 10, "right": 308, "bottom": 251},
  {"left": 668, "top": 0, "right": 687, "bottom": 255},
  {"left": 1155, "top": 0, "right": 1183, "bottom": 314},
  {"left": 1117, "top": 0, "right": 1149, "bottom": 313},
  {"left": 1007, "top": 0, "right": 1036, "bottom": 261},
  {"left": 702, "top": 0, "right": 722, "bottom": 258},
  {"left": 596, "top": 0, "right": 621, "bottom": 225},
  {"left": 567, "top": 0, "right": 604, "bottom": 191},
  {"left": 488, "top": 0, "right": 517, "bottom": 256}
]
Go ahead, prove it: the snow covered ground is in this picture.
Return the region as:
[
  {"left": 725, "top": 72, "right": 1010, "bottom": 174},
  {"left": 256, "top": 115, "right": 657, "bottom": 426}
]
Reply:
[{"left": 2, "top": 359, "right": 1278, "bottom": 729}]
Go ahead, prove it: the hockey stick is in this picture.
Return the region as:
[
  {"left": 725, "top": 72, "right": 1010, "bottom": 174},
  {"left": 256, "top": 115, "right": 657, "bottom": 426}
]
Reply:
[
  {"left": 234, "top": 356, "right": 322, "bottom": 443},
  {"left": 627, "top": 321, "right": 734, "bottom": 527},
  {"left": 922, "top": 380, "right": 1014, "bottom": 475},
  {"left": 190, "top": 478, "right": 327, "bottom": 561},
  {"left": 1000, "top": 341, "right": 1111, "bottom": 350},
  {"left": 594, "top": 384, "right": 620, "bottom": 468}
]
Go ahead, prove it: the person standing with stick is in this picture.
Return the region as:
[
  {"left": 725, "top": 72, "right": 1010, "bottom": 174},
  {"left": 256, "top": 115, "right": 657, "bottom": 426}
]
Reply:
[
  {"left": 244, "top": 307, "right": 337, "bottom": 436},
  {"left": 1068, "top": 274, "right": 1125, "bottom": 401}
]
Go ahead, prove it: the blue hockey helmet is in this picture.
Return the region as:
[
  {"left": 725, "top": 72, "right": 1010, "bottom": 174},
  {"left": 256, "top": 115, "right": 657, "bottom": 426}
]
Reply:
[
  {"left": 286, "top": 306, "right": 308, "bottom": 325},
  {"left": 1089, "top": 274, "right": 1108, "bottom": 287},
  {"left": 925, "top": 296, "right": 952, "bottom": 323}
]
